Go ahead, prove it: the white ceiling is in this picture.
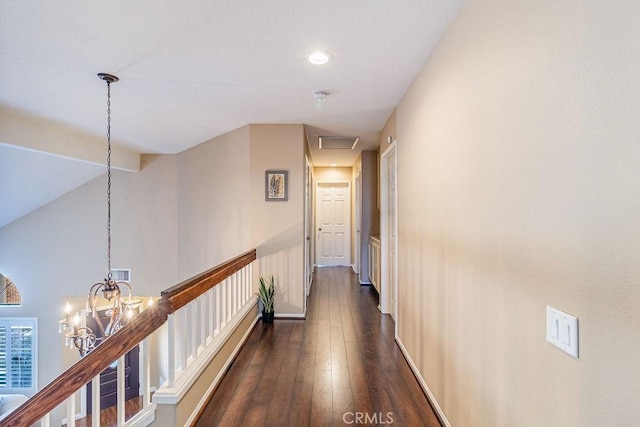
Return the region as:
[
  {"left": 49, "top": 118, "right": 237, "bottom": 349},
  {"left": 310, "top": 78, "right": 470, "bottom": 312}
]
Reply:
[{"left": 0, "top": 0, "right": 465, "bottom": 228}]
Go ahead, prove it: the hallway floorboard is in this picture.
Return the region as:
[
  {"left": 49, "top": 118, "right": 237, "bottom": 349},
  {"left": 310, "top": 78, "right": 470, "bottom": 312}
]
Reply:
[{"left": 195, "top": 267, "right": 441, "bottom": 426}]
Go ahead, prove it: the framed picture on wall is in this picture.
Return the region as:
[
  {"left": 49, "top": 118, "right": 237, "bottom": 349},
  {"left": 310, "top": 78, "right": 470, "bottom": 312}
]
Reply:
[{"left": 265, "top": 170, "right": 288, "bottom": 201}]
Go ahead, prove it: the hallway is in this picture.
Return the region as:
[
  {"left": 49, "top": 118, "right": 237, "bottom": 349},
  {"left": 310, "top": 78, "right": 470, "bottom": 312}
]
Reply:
[{"left": 195, "top": 267, "right": 441, "bottom": 426}]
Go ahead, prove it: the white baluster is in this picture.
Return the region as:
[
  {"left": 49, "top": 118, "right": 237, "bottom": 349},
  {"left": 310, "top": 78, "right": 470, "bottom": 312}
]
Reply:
[
  {"left": 227, "top": 277, "right": 232, "bottom": 322},
  {"left": 92, "top": 375, "right": 100, "bottom": 427},
  {"left": 238, "top": 269, "right": 244, "bottom": 305},
  {"left": 220, "top": 280, "right": 227, "bottom": 328},
  {"left": 232, "top": 275, "right": 236, "bottom": 316},
  {"left": 246, "top": 265, "right": 251, "bottom": 303},
  {"left": 182, "top": 306, "right": 189, "bottom": 369},
  {"left": 214, "top": 286, "right": 221, "bottom": 336},
  {"left": 40, "top": 413, "right": 50, "bottom": 427},
  {"left": 117, "top": 355, "right": 125, "bottom": 426},
  {"left": 192, "top": 298, "right": 199, "bottom": 356},
  {"left": 167, "top": 314, "right": 175, "bottom": 387},
  {"left": 249, "top": 263, "right": 254, "bottom": 305},
  {"left": 66, "top": 390, "right": 76, "bottom": 427},
  {"left": 201, "top": 292, "right": 208, "bottom": 346},
  {"left": 141, "top": 337, "right": 151, "bottom": 409},
  {"left": 208, "top": 288, "right": 214, "bottom": 341}
]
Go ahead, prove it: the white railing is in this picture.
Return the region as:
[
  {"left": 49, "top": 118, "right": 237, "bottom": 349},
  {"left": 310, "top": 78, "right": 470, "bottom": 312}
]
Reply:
[
  {"left": 2, "top": 250, "right": 257, "bottom": 427},
  {"left": 63, "top": 264, "right": 254, "bottom": 426},
  {"left": 57, "top": 340, "right": 157, "bottom": 427},
  {"left": 154, "top": 262, "right": 255, "bottom": 403}
]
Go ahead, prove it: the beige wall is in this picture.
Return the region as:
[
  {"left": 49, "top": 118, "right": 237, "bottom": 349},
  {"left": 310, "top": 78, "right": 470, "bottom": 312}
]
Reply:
[
  {"left": 250, "top": 124, "right": 306, "bottom": 316},
  {"left": 178, "top": 123, "right": 307, "bottom": 316},
  {"left": 0, "top": 123, "right": 307, "bottom": 422},
  {"left": 393, "top": 0, "right": 640, "bottom": 425},
  {"left": 177, "top": 125, "right": 252, "bottom": 279},
  {"left": 314, "top": 167, "right": 352, "bottom": 183}
]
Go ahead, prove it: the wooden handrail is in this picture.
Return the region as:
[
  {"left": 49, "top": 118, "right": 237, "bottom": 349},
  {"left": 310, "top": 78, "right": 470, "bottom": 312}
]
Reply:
[
  {"left": 162, "top": 249, "right": 256, "bottom": 313},
  {"left": 0, "top": 248, "right": 257, "bottom": 427},
  {"left": 1, "top": 303, "right": 169, "bottom": 427}
]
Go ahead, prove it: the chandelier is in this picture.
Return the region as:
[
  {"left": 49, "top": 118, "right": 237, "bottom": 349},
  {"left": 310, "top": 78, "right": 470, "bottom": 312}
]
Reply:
[{"left": 59, "top": 73, "right": 140, "bottom": 357}]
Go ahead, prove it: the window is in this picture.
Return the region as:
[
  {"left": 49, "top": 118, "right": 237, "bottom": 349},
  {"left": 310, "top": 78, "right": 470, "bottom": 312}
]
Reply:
[
  {"left": 0, "top": 274, "right": 22, "bottom": 306},
  {"left": 0, "top": 318, "right": 37, "bottom": 395}
]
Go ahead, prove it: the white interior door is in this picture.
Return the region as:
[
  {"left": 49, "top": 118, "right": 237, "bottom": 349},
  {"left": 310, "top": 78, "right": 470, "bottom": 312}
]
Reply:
[
  {"left": 380, "top": 142, "right": 398, "bottom": 323},
  {"left": 355, "top": 173, "right": 362, "bottom": 276},
  {"left": 316, "top": 182, "right": 351, "bottom": 267},
  {"left": 304, "top": 158, "right": 314, "bottom": 296},
  {"left": 388, "top": 149, "right": 397, "bottom": 321}
]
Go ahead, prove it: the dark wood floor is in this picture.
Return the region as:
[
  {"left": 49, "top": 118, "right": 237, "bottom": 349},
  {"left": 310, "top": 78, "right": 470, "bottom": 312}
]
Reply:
[
  {"left": 64, "top": 396, "right": 142, "bottom": 427},
  {"left": 195, "top": 267, "right": 441, "bottom": 427}
]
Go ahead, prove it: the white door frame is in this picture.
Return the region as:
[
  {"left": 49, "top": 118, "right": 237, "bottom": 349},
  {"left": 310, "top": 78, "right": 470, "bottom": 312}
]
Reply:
[{"left": 380, "top": 141, "right": 398, "bottom": 323}]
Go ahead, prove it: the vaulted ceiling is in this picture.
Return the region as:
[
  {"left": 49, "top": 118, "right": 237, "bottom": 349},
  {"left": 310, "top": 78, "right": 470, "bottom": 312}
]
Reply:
[{"left": 0, "top": 0, "right": 466, "bottom": 227}]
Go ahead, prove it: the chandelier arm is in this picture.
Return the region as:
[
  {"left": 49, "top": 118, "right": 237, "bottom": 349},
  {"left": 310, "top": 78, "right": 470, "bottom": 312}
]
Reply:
[
  {"left": 89, "top": 282, "right": 105, "bottom": 295},
  {"left": 88, "top": 282, "right": 105, "bottom": 312},
  {"left": 90, "top": 309, "right": 107, "bottom": 337},
  {"left": 104, "top": 306, "right": 123, "bottom": 337}
]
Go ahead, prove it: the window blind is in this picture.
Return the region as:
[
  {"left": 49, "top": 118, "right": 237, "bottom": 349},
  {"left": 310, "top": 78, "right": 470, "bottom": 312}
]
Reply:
[{"left": 0, "top": 318, "right": 37, "bottom": 394}]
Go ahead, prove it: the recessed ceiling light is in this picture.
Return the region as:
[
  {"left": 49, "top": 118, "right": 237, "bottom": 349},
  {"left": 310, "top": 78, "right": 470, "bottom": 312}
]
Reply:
[
  {"left": 330, "top": 163, "right": 337, "bottom": 167},
  {"left": 308, "top": 51, "right": 331, "bottom": 65}
]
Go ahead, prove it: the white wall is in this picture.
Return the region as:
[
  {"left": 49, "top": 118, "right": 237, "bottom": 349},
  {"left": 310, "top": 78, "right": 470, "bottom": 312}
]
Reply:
[
  {"left": 392, "top": 0, "right": 640, "bottom": 425},
  {"left": 0, "top": 153, "right": 178, "bottom": 417}
]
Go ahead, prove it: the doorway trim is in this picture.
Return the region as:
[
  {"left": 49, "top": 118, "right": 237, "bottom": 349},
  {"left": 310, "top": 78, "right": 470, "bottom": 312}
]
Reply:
[
  {"left": 354, "top": 172, "right": 362, "bottom": 277},
  {"left": 380, "top": 140, "right": 398, "bottom": 324}
]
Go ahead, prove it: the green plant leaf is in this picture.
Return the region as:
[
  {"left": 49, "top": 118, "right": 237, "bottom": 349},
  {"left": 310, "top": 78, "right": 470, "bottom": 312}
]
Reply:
[{"left": 256, "top": 275, "right": 276, "bottom": 313}]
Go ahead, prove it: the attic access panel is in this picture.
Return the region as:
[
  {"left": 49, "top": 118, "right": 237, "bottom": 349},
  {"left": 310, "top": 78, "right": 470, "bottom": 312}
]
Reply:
[{"left": 318, "top": 136, "right": 360, "bottom": 150}]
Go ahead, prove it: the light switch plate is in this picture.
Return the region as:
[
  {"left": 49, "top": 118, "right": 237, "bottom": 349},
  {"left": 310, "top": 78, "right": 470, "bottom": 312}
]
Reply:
[{"left": 546, "top": 306, "right": 579, "bottom": 358}]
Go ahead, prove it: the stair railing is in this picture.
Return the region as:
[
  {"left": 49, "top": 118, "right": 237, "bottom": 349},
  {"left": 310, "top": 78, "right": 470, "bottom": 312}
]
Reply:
[{"left": 0, "top": 249, "right": 256, "bottom": 427}]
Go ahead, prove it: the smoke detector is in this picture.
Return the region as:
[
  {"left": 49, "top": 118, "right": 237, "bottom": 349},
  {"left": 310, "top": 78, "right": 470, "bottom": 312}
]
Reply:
[{"left": 313, "top": 90, "right": 329, "bottom": 101}]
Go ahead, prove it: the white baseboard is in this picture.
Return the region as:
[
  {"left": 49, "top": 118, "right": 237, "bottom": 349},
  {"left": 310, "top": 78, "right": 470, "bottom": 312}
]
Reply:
[
  {"left": 125, "top": 404, "right": 156, "bottom": 426},
  {"left": 272, "top": 312, "right": 305, "bottom": 319},
  {"left": 395, "top": 337, "right": 450, "bottom": 427}
]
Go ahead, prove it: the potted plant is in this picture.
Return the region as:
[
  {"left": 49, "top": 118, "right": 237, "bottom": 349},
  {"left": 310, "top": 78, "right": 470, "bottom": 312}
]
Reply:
[{"left": 257, "top": 275, "right": 275, "bottom": 323}]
